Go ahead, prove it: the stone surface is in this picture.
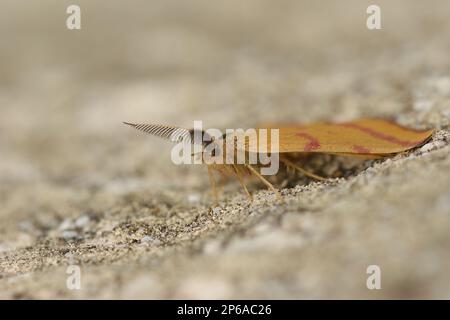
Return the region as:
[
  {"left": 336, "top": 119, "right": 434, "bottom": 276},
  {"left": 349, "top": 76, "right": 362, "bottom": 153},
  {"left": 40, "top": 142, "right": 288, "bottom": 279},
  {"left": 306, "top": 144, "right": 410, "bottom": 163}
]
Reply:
[{"left": 1, "top": 0, "right": 450, "bottom": 299}]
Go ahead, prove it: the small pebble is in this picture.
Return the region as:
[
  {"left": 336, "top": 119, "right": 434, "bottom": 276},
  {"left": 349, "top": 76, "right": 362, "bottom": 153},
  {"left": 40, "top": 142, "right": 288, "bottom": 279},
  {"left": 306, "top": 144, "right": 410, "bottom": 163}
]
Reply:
[
  {"left": 58, "top": 219, "right": 73, "bottom": 231},
  {"left": 75, "top": 215, "right": 90, "bottom": 228},
  {"left": 141, "top": 236, "right": 162, "bottom": 245},
  {"left": 62, "top": 230, "right": 78, "bottom": 239},
  {"left": 187, "top": 194, "right": 200, "bottom": 204}
]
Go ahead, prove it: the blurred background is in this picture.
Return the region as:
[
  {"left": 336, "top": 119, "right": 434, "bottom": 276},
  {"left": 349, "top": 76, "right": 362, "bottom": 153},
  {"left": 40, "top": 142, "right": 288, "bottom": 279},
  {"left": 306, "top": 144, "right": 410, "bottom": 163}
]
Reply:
[{"left": 1, "top": 0, "right": 450, "bottom": 298}]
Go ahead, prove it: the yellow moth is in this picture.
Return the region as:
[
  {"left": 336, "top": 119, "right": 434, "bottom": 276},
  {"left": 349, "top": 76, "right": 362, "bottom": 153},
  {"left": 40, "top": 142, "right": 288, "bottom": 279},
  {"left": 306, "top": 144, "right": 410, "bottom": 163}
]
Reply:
[{"left": 124, "top": 118, "right": 433, "bottom": 202}]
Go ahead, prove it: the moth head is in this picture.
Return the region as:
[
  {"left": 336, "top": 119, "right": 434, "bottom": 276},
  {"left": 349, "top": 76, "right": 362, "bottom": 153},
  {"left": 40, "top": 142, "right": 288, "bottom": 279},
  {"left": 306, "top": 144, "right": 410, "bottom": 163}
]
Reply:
[{"left": 123, "top": 122, "right": 221, "bottom": 159}]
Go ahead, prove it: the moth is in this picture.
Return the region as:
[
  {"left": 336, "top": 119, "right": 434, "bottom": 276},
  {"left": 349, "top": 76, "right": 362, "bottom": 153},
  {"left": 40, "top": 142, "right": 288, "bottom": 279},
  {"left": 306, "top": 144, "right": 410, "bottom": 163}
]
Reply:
[{"left": 124, "top": 118, "right": 434, "bottom": 202}]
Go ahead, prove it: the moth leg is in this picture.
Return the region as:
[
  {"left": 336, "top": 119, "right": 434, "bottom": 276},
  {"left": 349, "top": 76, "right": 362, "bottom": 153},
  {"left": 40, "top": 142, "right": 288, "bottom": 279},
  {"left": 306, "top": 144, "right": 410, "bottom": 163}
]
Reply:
[
  {"left": 280, "top": 157, "right": 326, "bottom": 181},
  {"left": 207, "top": 165, "right": 219, "bottom": 204},
  {"left": 245, "top": 164, "right": 282, "bottom": 201},
  {"left": 232, "top": 165, "right": 253, "bottom": 201}
]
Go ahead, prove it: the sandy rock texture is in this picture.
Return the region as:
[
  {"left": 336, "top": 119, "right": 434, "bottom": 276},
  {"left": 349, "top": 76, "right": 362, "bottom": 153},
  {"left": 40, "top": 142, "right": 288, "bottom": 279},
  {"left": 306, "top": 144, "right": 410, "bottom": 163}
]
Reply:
[{"left": 1, "top": 0, "right": 450, "bottom": 298}]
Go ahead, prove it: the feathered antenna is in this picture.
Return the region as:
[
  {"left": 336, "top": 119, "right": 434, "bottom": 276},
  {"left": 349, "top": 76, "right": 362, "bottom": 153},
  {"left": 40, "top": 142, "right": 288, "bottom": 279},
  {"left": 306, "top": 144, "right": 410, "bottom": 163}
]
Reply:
[{"left": 123, "top": 122, "right": 192, "bottom": 144}]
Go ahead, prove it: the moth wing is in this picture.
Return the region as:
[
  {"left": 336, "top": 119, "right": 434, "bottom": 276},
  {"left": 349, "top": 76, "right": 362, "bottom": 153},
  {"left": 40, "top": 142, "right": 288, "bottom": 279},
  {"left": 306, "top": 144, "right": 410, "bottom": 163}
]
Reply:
[{"left": 243, "top": 118, "right": 433, "bottom": 154}]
